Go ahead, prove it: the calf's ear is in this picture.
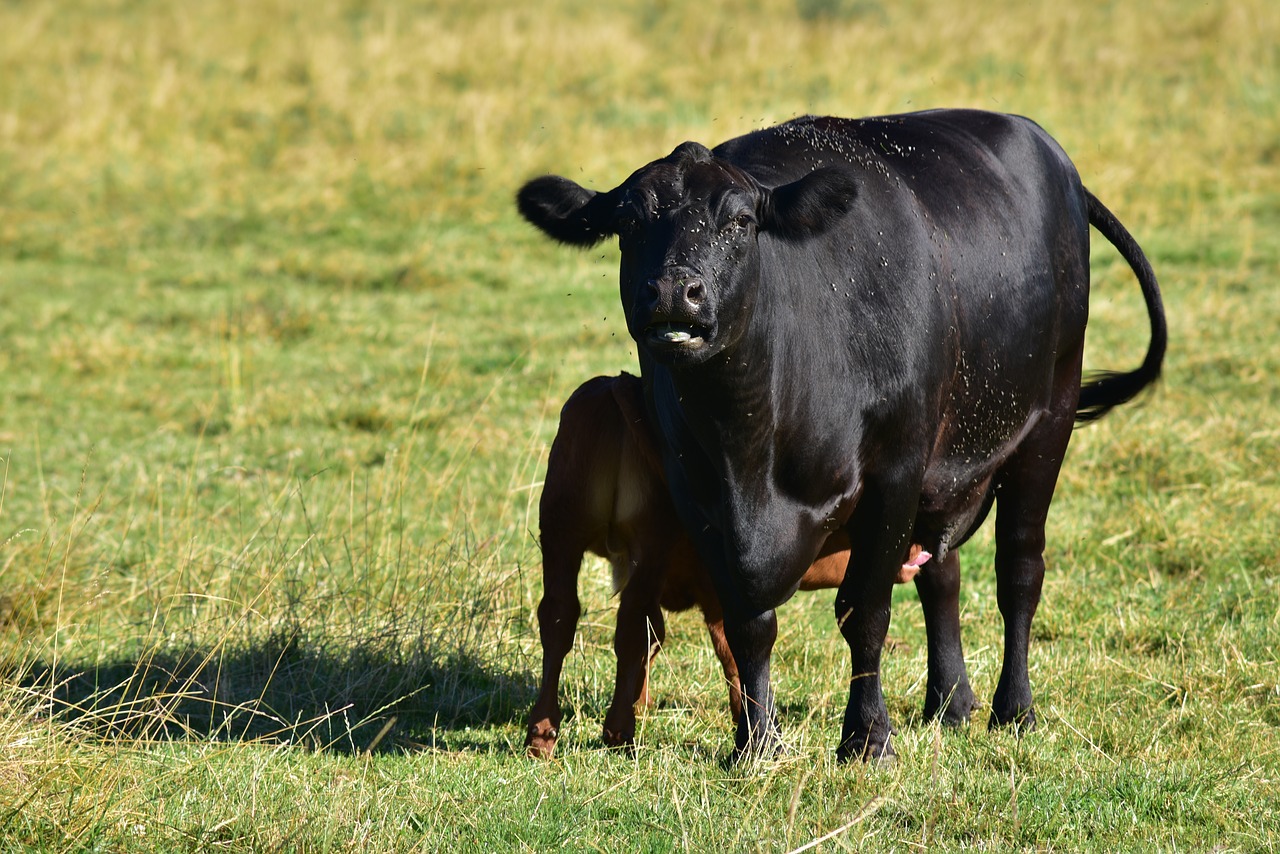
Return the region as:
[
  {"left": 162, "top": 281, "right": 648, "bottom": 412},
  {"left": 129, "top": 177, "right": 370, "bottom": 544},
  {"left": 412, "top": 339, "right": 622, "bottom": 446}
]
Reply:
[
  {"left": 759, "top": 167, "right": 859, "bottom": 241},
  {"left": 517, "top": 175, "right": 614, "bottom": 247}
]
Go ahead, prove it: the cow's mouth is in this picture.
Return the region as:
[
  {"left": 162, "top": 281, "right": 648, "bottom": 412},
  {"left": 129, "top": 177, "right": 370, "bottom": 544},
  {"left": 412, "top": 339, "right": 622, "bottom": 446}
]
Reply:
[{"left": 645, "top": 322, "right": 708, "bottom": 350}]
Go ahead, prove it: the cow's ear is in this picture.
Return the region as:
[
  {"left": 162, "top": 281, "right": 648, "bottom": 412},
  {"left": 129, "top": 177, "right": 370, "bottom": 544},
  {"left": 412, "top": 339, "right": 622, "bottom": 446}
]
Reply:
[
  {"left": 517, "top": 175, "right": 615, "bottom": 247},
  {"left": 759, "top": 167, "right": 859, "bottom": 241}
]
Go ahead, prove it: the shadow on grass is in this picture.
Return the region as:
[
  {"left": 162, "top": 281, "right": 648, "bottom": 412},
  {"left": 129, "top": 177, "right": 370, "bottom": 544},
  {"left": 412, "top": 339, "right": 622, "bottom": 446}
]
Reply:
[{"left": 14, "top": 626, "right": 535, "bottom": 755}]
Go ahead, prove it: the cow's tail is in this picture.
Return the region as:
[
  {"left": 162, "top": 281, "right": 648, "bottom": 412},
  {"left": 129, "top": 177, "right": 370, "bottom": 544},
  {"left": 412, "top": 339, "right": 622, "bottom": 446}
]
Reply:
[{"left": 1075, "top": 189, "right": 1168, "bottom": 424}]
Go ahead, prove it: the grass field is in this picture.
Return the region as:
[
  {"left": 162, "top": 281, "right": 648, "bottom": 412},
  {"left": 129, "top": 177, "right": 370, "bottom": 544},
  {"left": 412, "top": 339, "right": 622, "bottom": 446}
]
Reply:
[{"left": 1, "top": 0, "right": 1278, "bottom": 849}]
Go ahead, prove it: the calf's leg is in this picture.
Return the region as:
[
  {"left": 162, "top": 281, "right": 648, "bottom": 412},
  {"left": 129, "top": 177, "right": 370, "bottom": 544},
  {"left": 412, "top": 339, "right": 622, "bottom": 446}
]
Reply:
[
  {"left": 526, "top": 533, "right": 584, "bottom": 758},
  {"left": 602, "top": 561, "right": 666, "bottom": 750},
  {"left": 701, "top": 610, "right": 743, "bottom": 723}
]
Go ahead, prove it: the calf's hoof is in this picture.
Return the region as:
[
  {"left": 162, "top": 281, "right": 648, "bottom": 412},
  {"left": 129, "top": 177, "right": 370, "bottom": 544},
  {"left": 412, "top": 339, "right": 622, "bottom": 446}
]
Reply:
[
  {"left": 525, "top": 719, "right": 559, "bottom": 759},
  {"left": 602, "top": 726, "right": 636, "bottom": 753}
]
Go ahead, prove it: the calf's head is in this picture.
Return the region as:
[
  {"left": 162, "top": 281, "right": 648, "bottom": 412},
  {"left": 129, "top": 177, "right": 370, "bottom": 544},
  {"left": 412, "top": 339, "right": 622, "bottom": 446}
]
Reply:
[{"left": 518, "top": 142, "right": 858, "bottom": 366}]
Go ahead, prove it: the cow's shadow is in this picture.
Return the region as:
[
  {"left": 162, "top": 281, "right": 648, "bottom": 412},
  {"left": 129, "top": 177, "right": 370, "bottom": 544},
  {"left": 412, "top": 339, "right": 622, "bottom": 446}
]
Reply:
[{"left": 14, "top": 627, "right": 536, "bottom": 755}]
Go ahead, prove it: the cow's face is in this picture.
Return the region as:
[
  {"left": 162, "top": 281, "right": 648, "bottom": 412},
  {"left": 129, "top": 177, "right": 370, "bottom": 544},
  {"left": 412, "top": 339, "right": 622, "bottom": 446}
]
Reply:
[{"left": 519, "top": 142, "right": 857, "bottom": 366}]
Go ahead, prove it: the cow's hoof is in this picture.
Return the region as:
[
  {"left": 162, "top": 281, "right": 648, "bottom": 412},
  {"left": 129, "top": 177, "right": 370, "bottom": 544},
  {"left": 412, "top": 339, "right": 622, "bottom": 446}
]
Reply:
[
  {"left": 731, "top": 745, "right": 784, "bottom": 768},
  {"left": 731, "top": 735, "right": 785, "bottom": 766},
  {"left": 731, "top": 715, "right": 784, "bottom": 765},
  {"left": 868, "top": 751, "right": 897, "bottom": 770},
  {"left": 525, "top": 720, "right": 559, "bottom": 759},
  {"left": 925, "top": 683, "right": 975, "bottom": 727},
  {"left": 836, "top": 724, "right": 895, "bottom": 764},
  {"left": 988, "top": 705, "right": 1037, "bottom": 734}
]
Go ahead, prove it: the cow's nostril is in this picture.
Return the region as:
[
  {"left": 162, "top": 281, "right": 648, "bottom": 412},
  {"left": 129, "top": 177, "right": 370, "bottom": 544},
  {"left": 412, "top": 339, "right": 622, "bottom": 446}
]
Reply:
[
  {"left": 684, "top": 281, "right": 706, "bottom": 307},
  {"left": 644, "top": 279, "right": 662, "bottom": 307}
]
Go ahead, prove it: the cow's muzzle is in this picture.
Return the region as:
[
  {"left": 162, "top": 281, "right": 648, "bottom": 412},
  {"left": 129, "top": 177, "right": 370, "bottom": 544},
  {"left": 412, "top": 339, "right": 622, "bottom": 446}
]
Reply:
[
  {"left": 641, "top": 274, "right": 711, "bottom": 354},
  {"left": 647, "top": 275, "right": 706, "bottom": 315}
]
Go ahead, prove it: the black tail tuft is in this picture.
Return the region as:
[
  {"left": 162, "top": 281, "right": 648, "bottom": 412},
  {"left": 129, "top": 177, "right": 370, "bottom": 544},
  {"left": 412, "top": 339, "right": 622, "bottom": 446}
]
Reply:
[{"left": 1076, "top": 190, "right": 1168, "bottom": 424}]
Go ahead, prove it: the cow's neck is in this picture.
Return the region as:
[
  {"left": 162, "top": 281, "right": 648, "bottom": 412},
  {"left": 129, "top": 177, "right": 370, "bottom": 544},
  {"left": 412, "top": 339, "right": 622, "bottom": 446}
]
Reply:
[
  {"left": 667, "top": 346, "right": 776, "bottom": 458},
  {"left": 655, "top": 305, "right": 821, "bottom": 503},
  {"left": 651, "top": 249, "right": 865, "bottom": 510},
  {"left": 651, "top": 319, "right": 852, "bottom": 587}
]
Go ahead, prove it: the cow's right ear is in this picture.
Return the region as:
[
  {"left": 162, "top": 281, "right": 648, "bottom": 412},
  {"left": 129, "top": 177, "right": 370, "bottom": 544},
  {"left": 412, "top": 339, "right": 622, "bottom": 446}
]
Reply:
[{"left": 517, "top": 175, "right": 615, "bottom": 247}]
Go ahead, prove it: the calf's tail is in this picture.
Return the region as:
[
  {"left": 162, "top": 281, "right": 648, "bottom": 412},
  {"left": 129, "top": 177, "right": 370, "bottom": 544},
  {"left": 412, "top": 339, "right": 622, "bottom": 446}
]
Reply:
[{"left": 1075, "top": 189, "right": 1168, "bottom": 423}]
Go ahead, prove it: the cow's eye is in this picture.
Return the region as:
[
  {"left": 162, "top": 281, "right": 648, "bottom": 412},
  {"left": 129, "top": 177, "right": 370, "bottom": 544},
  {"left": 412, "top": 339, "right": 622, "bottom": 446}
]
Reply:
[
  {"left": 727, "top": 213, "right": 755, "bottom": 231},
  {"left": 615, "top": 211, "right": 645, "bottom": 238}
]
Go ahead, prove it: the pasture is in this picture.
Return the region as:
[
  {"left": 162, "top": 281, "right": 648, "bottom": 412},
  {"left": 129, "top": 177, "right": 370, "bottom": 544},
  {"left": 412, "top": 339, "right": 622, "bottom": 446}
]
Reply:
[{"left": 1, "top": 0, "right": 1277, "bottom": 849}]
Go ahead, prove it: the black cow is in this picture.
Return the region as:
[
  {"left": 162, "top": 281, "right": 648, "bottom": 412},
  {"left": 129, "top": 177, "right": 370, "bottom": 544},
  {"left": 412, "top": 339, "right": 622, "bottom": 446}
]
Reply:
[{"left": 518, "top": 110, "right": 1165, "bottom": 762}]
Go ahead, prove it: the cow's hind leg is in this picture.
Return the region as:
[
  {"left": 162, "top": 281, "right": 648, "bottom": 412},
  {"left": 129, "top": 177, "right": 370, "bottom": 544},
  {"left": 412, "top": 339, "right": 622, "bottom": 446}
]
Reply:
[
  {"left": 989, "top": 393, "right": 1077, "bottom": 731},
  {"left": 526, "top": 535, "right": 584, "bottom": 758},
  {"left": 914, "top": 548, "right": 975, "bottom": 725},
  {"left": 602, "top": 563, "right": 666, "bottom": 751},
  {"left": 834, "top": 566, "right": 897, "bottom": 762}
]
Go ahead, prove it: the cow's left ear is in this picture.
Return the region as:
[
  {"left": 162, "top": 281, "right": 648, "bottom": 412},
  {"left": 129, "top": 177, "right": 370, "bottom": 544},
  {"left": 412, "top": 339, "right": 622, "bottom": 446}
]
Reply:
[
  {"left": 758, "top": 167, "right": 859, "bottom": 241},
  {"left": 517, "top": 175, "right": 616, "bottom": 247}
]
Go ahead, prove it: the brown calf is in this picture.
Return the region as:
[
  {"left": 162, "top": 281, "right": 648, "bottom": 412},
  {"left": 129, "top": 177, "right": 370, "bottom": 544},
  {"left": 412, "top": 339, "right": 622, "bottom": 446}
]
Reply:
[{"left": 527, "top": 373, "right": 876, "bottom": 758}]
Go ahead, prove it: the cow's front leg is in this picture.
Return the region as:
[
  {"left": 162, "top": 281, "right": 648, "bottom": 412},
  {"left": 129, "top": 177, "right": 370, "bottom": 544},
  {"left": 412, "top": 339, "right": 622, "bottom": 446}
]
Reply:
[{"left": 722, "top": 607, "right": 780, "bottom": 761}]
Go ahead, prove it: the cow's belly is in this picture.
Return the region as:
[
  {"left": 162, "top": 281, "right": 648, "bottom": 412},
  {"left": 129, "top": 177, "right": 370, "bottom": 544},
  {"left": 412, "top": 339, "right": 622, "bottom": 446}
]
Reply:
[
  {"left": 914, "top": 471, "right": 996, "bottom": 563},
  {"left": 915, "top": 407, "right": 1044, "bottom": 559}
]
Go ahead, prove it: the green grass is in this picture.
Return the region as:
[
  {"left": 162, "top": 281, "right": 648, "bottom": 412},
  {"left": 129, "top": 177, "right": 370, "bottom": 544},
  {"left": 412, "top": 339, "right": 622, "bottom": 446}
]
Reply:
[{"left": 2, "top": 0, "right": 1278, "bottom": 849}]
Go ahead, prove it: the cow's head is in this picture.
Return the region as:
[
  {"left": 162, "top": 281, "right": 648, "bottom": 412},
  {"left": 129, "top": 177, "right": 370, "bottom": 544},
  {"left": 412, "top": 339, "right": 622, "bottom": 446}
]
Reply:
[{"left": 518, "top": 142, "right": 858, "bottom": 366}]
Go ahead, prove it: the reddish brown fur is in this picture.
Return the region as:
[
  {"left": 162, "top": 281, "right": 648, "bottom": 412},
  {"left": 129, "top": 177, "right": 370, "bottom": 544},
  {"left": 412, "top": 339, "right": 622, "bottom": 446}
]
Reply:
[{"left": 527, "top": 374, "right": 863, "bottom": 758}]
